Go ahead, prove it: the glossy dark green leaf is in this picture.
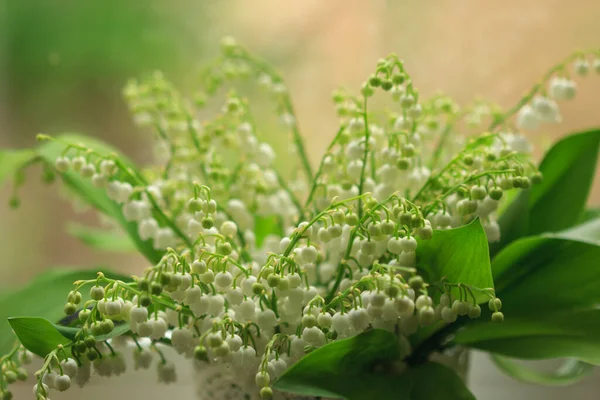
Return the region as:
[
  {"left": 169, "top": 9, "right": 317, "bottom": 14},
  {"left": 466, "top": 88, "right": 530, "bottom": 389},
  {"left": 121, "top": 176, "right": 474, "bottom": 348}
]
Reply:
[
  {"left": 493, "top": 129, "right": 600, "bottom": 256},
  {"left": 36, "top": 134, "right": 163, "bottom": 263},
  {"left": 455, "top": 309, "right": 600, "bottom": 365},
  {"left": 0, "top": 268, "right": 129, "bottom": 354},
  {"left": 492, "top": 236, "right": 600, "bottom": 311},
  {"left": 456, "top": 226, "right": 600, "bottom": 364},
  {"left": 0, "top": 149, "right": 36, "bottom": 186},
  {"left": 490, "top": 355, "right": 594, "bottom": 386},
  {"left": 274, "top": 330, "right": 474, "bottom": 400},
  {"left": 8, "top": 317, "right": 71, "bottom": 357},
  {"left": 67, "top": 223, "right": 137, "bottom": 252},
  {"left": 528, "top": 129, "right": 600, "bottom": 235},
  {"left": 417, "top": 218, "right": 493, "bottom": 303}
]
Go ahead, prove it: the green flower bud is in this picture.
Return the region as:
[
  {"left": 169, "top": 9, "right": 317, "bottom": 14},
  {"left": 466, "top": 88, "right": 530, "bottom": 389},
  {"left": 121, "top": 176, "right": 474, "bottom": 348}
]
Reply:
[
  {"left": 470, "top": 185, "right": 487, "bottom": 201},
  {"left": 392, "top": 73, "right": 405, "bottom": 85},
  {"left": 531, "top": 172, "right": 543, "bottom": 185},
  {"left": 488, "top": 298, "right": 502, "bottom": 311},
  {"left": 463, "top": 155, "right": 474, "bottom": 166},
  {"left": 260, "top": 387, "right": 274, "bottom": 399},
  {"left": 139, "top": 294, "right": 152, "bottom": 308},
  {"left": 217, "top": 242, "right": 232, "bottom": 255},
  {"left": 266, "top": 274, "right": 281, "bottom": 288},
  {"left": 67, "top": 291, "right": 82, "bottom": 305},
  {"left": 489, "top": 187, "right": 503, "bottom": 201},
  {"left": 86, "top": 348, "right": 98, "bottom": 361},
  {"left": 194, "top": 346, "right": 209, "bottom": 361},
  {"left": 252, "top": 283, "right": 265, "bottom": 295},
  {"left": 90, "top": 286, "right": 105, "bottom": 301},
  {"left": 491, "top": 311, "right": 504, "bottom": 323},
  {"left": 74, "top": 340, "right": 87, "bottom": 353},
  {"left": 160, "top": 272, "right": 173, "bottom": 286},
  {"left": 381, "top": 220, "right": 395, "bottom": 235},
  {"left": 79, "top": 309, "right": 91, "bottom": 323},
  {"left": 467, "top": 304, "right": 482, "bottom": 319},
  {"left": 101, "top": 319, "right": 114, "bottom": 334},
  {"left": 381, "top": 79, "right": 393, "bottom": 91},
  {"left": 138, "top": 278, "right": 150, "bottom": 292},
  {"left": 332, "top": 210, "right": 346, "bottom": 224},
  {"left": 408, "top": 276, "right": 424, "bottom": 291},
  {"left": 346, "top": 213, "right": 359, "bottom": 226},
  {"left": 4, "top": 371, "right": 17, "bottom": 384},
  {"left": 368, "top": 75, "right": 382, "bottom": 87},
  {"left": 385, "top": 285, "right": 400, "bottom": 298},
  {"left": 201, "top": 217, "right": 214, "bottom": 229},
  {"left": 397, "top": 158, "right": 411, "bottom": 170},
  {"left": 84, "top": 335, "right": 97, "bottom": 348},
  {"left": 302, "top": 314, "right": 317, "bottom": 328},
  {"left": 520, "top": 176, "right": 531, "bottom": 189},
  {"left": 368, "top": 223, "right": 382, "bottom": 237},
  {"left": 64, "top": 302, "right": 77, "bottom": 316},
  {"left": 151, "top": 282, "right": 163, "bottom": 295},
  {"left": 399, "top": 212, "right": 412, "bottom": 226}
]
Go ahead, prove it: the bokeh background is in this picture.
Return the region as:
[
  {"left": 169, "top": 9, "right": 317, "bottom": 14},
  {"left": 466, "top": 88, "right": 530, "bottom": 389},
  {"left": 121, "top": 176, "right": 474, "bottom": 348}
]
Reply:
[{"left": 2, "top": 1, "right": 600, "bottom": 398}]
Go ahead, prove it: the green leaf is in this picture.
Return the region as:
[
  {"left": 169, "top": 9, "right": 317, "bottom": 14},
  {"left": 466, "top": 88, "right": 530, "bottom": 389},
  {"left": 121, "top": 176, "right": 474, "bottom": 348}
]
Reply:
[
  {"left": 456, "top": 230, "right": 600, "bottom": 363},
  {"left": 67, "top": 223, "right": 137, "bottom": 253},
  {"left": 493, "top": 129, "right": 600, "bottom": 256},
  {"left": 274, "top": 330, "right": 474, "bottom": 400},
  {"left": 8, "top": 317, "right": 130, "bottom": 358},
  {"left": 528, "top": 129, "right": 600, "bottom": 235},
  {"left": 8, "top": 317, "right": 70, "bottom": 357},
  {"left": 254, "top": 215, "right": 282, "bottom": 247},
  {"left": 416, "top": 218, "right": 493, "bottom": 303},
  {"left": 492, "top": 236, "right": 600, "bottom": 311},
  {"left": 55, "top": 320, "right": 130, "bottom": 342},
  {"left": 36, "top": 134, "right": 163, "bottom": 263},
  {"left": 0, "top": 149, "right": 36, "bottom": 186},
  {"left": 455, "top": 309, "right": 600, "bottom": 365},
  {"left": 490, "top": 355, "right": 594, "bottom": 386},
  {"left": 0, "top": 268, "right": 129, "bottom": 354},
  {"left": 577, "top": 208, "right": 600, "bottom": 224}
]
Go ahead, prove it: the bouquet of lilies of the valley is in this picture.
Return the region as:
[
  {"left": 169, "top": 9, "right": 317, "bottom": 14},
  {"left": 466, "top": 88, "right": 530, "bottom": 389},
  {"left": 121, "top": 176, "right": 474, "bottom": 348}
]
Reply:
[{"left": 1, "top": 38, "right": 600, "bottom": 400}]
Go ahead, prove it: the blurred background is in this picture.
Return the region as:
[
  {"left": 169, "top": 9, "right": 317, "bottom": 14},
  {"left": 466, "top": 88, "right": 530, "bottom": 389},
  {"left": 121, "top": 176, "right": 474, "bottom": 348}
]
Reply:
[{"left": 1, "top": 0, "right": 600, "bottom": 397}]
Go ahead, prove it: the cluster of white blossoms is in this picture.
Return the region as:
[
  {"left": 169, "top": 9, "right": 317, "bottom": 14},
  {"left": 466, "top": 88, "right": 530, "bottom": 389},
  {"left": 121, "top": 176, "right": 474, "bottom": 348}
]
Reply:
[{"left": 1, "top": 39, "right": 599, "bottom": 400}]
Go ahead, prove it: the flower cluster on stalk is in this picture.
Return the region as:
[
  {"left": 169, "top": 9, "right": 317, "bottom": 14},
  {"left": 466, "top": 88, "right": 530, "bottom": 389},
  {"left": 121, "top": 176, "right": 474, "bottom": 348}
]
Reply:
[{"left": 1, "top": 38, "right": 599, "bottom": 400}]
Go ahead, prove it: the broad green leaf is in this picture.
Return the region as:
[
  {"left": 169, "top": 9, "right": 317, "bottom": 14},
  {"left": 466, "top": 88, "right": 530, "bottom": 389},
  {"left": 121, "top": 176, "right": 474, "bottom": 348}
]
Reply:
[
  {"left": 8, "top": 317, "right": 130, "bottom": 358},
  {"left": 0, "top": 268, "right": 129, "bottom": 354},
  {"left": 254, "top": 215, "right": 282, "bottom": 247},
  {"left": 577, "top": 208, "right": 600, "bottom": 224},
  {"left": 55, "top": 321, "right": 130, "bottom": 342},
  {"left": 455, "top": 309, "right": 600, "bottom": 365},
  {"left": 528, "top": 129, "right": 600, "bottom": 235},
  {"left": 67, "top": 223, "right": 137, "bottom": 253},
  {"left": 456, "top": 229, "right": 600, "bottom": 363},
  {"left": 274, "top": 330, "right": 474, "bottom": 400},
  {"left": 493, "top": 129, "right": 600, "bottom": 256},
  {"left": 8, "top": 317, "right": 71, "bottom": 357},
  {"left": 416, "top": 218, "right": 493, "bottom": 303},
  {"left": 36, "top": 134, "right": 163, "bottom": 263},
  {"left": 0, "top": 149, "right": 36, "bottom": 186},
  {"left": 407, "top": 362, "right": 475, "bottom": 400},
  {"left": 490, "top": 355, "right": 594, "bottom": 386},
  {"left": 550, "top": 217, "right": 600, "bottom": 245},
  {"left": 490, "top": 189, "right": 530, "bottom": 257},
  {"left": 492, "top": 236, "right": 600, "bottom": 311}
]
